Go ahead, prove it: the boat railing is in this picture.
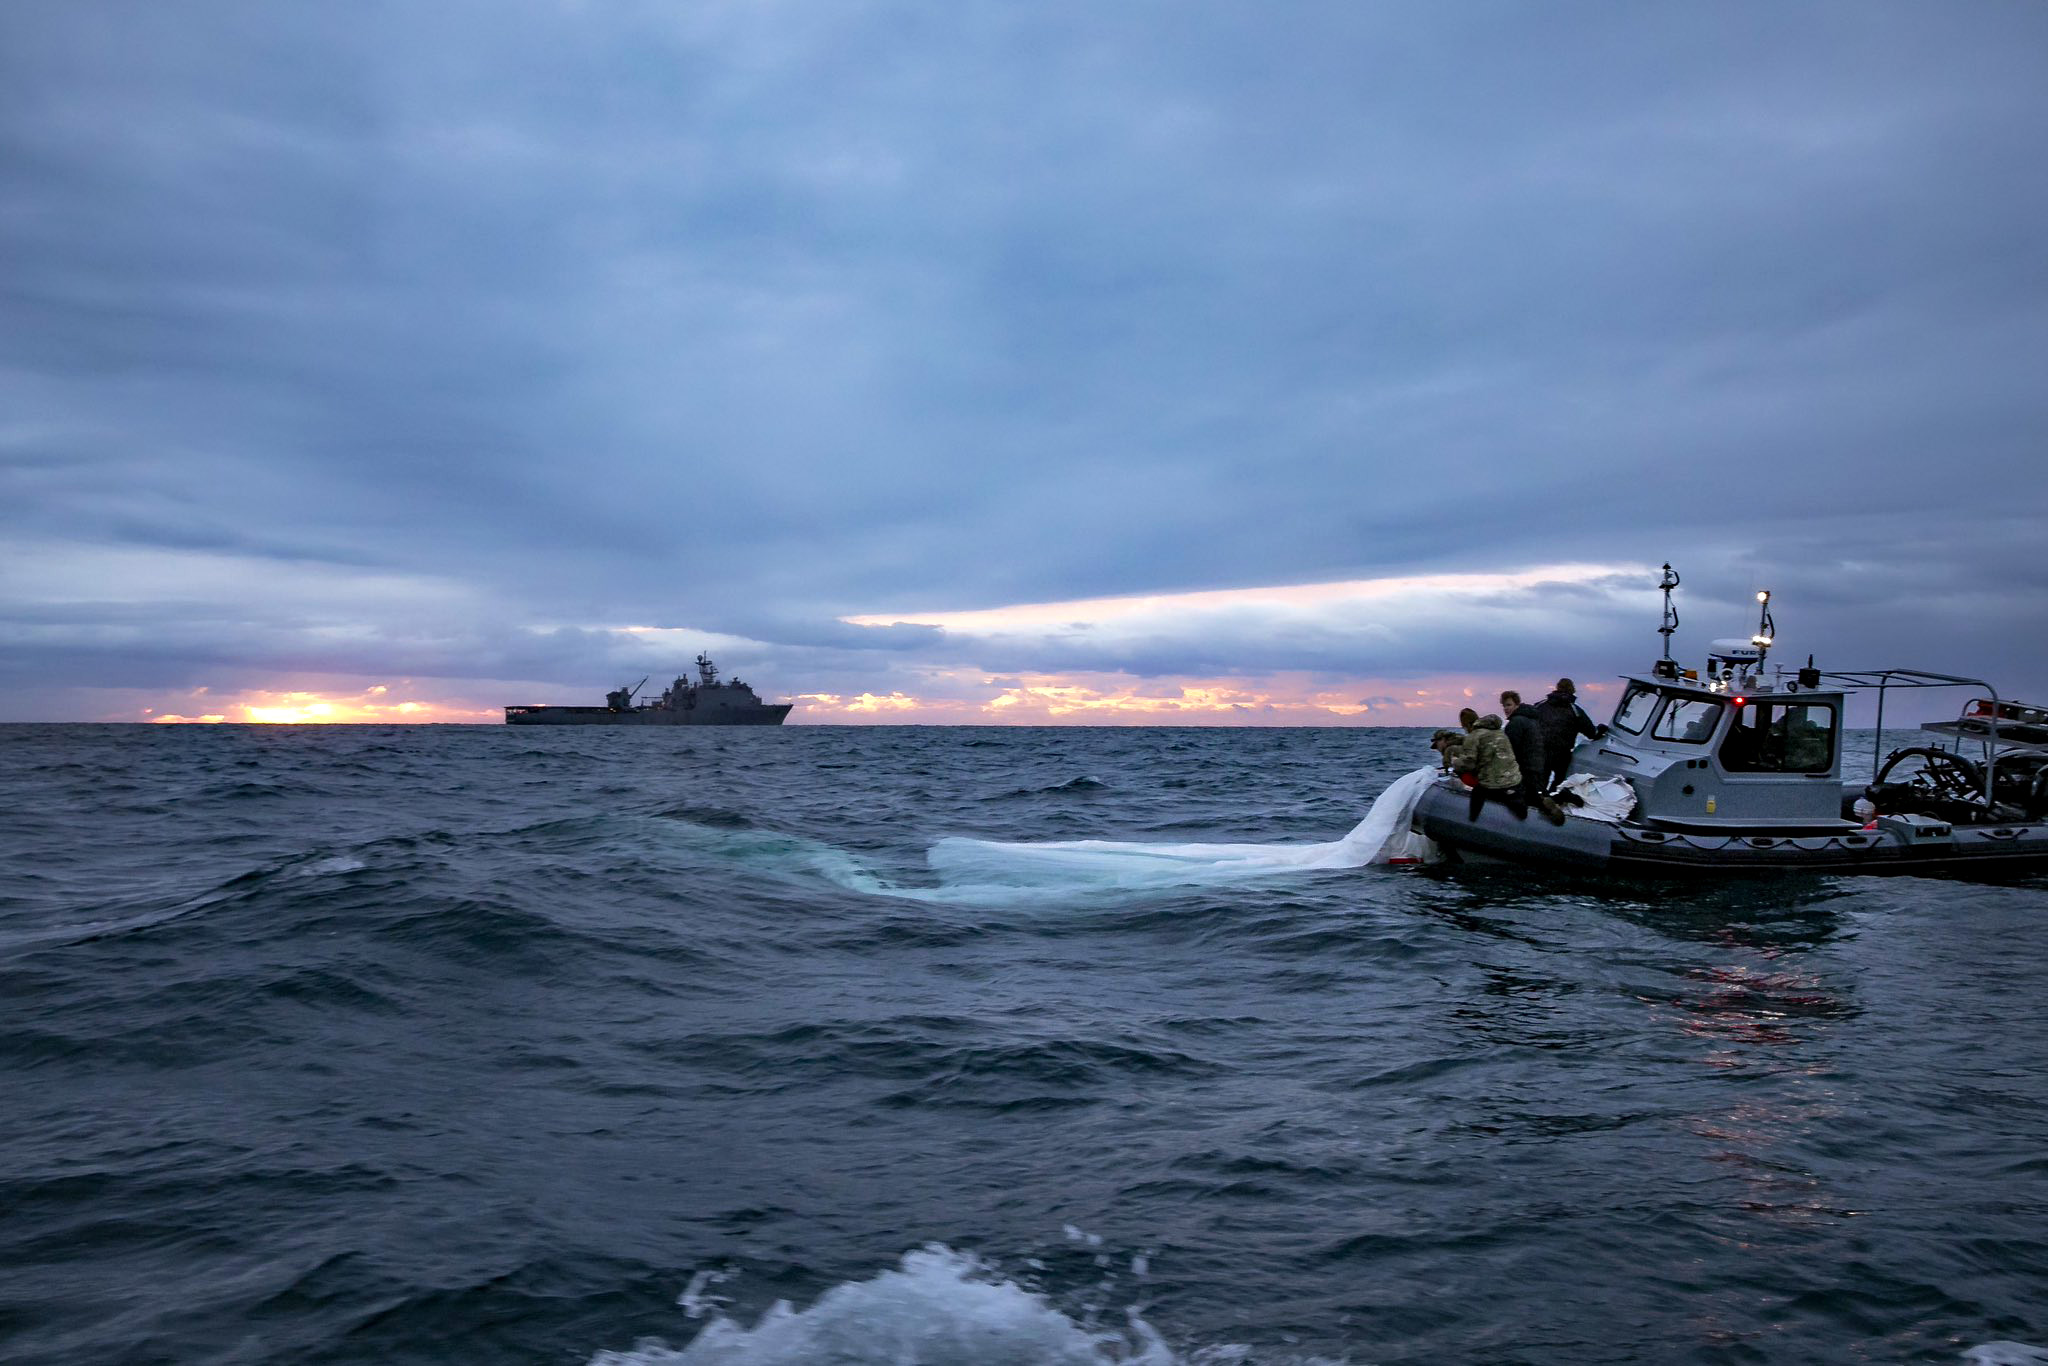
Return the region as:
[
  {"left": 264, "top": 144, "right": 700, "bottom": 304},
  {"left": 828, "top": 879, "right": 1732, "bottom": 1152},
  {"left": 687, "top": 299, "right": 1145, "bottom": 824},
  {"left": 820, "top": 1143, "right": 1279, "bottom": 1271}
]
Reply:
[{"left": 1819, "top": 668, "right": 2010, "bottom": 804}]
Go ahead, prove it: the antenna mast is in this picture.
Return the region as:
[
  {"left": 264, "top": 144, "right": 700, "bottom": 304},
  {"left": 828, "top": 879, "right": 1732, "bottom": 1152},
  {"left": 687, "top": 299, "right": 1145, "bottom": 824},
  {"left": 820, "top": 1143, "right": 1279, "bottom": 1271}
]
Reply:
[{"left": 1653, "top": 563, "right": 1682, "bottom": 678}]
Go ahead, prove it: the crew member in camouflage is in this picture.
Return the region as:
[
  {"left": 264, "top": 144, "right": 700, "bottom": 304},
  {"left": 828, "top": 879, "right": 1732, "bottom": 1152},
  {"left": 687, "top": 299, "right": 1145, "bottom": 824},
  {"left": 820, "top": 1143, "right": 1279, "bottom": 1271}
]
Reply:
[{"left": 1456, "top": 708, "right": 1528, "bottom": 821}]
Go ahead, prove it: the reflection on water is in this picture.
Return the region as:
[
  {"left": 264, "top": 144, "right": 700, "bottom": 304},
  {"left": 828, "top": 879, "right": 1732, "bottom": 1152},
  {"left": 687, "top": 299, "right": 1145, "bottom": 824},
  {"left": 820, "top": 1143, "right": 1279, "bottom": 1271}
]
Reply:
[
  {"left": 1694, "top": 1088, "right": 1866, "bottom": 1226},
  {"left": 1647, "top": 939, "right": 1865, "bottom": 1250},
  {"left": 1640, "top": 933, "right": 1868, "bottom": 1359},
  {"left": 1665, "top": 960, "right": 1860, "bottom": 1052},
  {"left": 1602, "top": 883, "right": 1852, "bottom": 950}
]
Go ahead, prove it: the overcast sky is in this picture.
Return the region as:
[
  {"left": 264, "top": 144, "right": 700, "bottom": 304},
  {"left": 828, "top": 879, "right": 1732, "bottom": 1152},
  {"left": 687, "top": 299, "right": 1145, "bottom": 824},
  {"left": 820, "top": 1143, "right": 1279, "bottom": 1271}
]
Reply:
[{"left": 3, "top": 1, "right": 2044, "bottom": 724}]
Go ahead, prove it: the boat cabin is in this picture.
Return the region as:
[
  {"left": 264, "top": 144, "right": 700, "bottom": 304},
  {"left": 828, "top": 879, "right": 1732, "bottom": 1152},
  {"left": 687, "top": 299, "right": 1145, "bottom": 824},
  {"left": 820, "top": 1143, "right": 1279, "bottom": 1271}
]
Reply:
[{"left": 1570, "top": 674, "right": 1848, "bottom": 829}]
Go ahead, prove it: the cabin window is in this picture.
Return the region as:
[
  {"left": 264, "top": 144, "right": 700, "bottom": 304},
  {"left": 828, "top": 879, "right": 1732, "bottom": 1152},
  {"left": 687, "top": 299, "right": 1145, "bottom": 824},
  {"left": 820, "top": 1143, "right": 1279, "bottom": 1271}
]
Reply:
[
  {"left": 1611, "top": 684, "right": 1660, "bottom": 735},
  {"left": 1652, "top": 697, "right": 1723, "bottom": 745},
  {"left": 1719, "top": 700, "right": 1838, "bottom": 774}
]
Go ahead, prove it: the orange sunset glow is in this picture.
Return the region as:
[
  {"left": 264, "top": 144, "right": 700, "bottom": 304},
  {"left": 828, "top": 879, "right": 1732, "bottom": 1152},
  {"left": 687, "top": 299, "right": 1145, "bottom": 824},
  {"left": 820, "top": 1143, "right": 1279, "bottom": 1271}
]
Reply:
[
  {"left": 790, "top": 671, "right": 1598, "bottom": 725},
  {"left": 144, "top": 685, "right": 495, "bottom": 725},
  {"left": 136, "top": 672, "right": 1608, "bottom": 727}
]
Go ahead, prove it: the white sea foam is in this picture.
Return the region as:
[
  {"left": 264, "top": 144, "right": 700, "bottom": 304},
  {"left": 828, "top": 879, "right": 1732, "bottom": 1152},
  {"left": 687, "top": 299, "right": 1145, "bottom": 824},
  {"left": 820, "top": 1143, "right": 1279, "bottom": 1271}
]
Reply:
[
  {"left": 587, "top": 1243, "right": 1359, "bottom": 1366},
  {"left": 678, "top": 1268, "right": 732, "bottom": 1319},
  {"left": 1965, "top": 1344, "right": 2048, "bottom": 1365},
  {"left": 588, "top": 1245, "right": 1181, "bottom": 1365},
  {"left": 295, "top": 855, "right": 367, "bottom": 877}
]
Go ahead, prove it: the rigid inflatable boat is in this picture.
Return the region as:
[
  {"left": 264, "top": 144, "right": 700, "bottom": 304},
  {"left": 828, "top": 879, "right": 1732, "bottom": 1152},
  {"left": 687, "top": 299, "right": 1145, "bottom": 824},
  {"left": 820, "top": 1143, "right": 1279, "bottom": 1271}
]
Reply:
[{"left": 1413, "top": 566, "right": 2048, "bottom": 877}]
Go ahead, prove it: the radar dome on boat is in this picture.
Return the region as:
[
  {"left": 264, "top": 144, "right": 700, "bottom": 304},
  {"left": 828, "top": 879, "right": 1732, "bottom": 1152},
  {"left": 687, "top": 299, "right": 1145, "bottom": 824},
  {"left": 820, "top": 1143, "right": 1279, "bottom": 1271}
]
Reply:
[{"left": 1707, "top": 638, "right": 1763, "bottom": 662}]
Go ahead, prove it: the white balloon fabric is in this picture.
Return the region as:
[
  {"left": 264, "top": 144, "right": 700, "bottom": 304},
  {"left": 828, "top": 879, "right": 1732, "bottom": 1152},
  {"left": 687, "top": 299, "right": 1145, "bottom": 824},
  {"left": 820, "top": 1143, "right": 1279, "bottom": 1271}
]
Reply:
[
  {"left": 1551, "top": 773, "right": 1638, "bottom": 824},
  {"left": 925, "top": 767, "right": 1442, "bottom": 895}
]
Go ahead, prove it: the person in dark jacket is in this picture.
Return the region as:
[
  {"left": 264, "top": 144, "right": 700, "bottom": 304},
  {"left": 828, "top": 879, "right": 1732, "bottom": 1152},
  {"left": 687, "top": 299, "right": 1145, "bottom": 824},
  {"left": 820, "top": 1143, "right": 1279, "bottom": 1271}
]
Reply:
[
  {"left": 1501, "top": 691, "right": 1567, "bottom": 824},
  {"left": 1532, "top": 677, "right": 1604, "bottom": 791},
  {"left": 1498, "top": 691, "right": 1544, "bottom": 791}
]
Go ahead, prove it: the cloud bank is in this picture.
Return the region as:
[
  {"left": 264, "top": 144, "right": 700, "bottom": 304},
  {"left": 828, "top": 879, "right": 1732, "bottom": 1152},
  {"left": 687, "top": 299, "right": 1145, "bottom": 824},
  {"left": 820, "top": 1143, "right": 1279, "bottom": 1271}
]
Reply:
[{"left": 3, "top": 2, "right": 2045, "bottom": 722}]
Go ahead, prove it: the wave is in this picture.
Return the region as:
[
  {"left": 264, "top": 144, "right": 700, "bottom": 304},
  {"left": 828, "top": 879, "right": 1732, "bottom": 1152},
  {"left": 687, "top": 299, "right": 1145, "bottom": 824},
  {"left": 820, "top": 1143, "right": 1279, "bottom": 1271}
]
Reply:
[
  {"left": 10, "top": 766, "right": 1436, "bottom": 952},
  {"left": 645, "top": 817, "right": 909, "bottom": 900},
  {"left": 656, "top": 805, "right": 758, "bottom": 829},
  {"left": 0, "top": 843, "right": 399, "bottom": 954},
  {"left": 994, "top": 776, "right": 1110, "bottom": 799},
  {"left": 587, "top": 1244, "right": 1342, "bottom": 1366}
]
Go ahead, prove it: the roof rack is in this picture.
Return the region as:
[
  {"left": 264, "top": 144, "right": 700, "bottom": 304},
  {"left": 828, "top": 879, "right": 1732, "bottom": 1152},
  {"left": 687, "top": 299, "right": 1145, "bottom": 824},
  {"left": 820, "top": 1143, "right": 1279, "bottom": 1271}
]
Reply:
[{"left": 1922, "top": 698, "right": 2048, "bottom": 754}]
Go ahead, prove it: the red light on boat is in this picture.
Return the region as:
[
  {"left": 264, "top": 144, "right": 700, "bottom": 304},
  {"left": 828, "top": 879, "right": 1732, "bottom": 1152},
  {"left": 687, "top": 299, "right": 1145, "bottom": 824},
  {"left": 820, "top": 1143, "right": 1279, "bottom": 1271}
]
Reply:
[{"left": 1733, "top": 696, "right": 1746, "bottom": 706}]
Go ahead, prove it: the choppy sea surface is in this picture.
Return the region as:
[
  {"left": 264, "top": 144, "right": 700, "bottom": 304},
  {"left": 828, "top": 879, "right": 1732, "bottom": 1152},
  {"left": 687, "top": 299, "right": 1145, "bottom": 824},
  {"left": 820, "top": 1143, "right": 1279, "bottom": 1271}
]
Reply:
[{"left": 4, "top": 723, "right": 2046, "bottom": 1366}]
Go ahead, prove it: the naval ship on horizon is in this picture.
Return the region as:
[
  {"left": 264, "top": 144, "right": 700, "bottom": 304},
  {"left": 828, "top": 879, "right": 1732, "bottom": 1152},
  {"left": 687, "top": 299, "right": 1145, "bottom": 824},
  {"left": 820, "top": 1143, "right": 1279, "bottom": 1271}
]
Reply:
[{"left": 504, "top": 653, "right": 793, "bottom": 726}]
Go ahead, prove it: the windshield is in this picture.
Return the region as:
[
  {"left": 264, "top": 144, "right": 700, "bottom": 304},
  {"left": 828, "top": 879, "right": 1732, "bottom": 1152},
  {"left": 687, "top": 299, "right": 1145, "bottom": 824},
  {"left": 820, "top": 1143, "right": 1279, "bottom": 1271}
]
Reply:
[
  {"left": 1610, "top": 684, "right": 1659, "bottom": 735},
  {"left": 1652, "top": 697, "right": 1724, "bottom": 745}
]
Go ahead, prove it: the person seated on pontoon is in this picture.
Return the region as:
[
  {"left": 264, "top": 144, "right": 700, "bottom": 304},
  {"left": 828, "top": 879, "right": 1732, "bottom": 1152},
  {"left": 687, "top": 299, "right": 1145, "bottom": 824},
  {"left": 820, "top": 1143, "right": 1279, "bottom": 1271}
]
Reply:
[
  {"left": 1454, "top": 708, "right": 1529, "bottom": 821},
  {"left": 1501, "top": 691, "right": 1568, "bottom": 823}
]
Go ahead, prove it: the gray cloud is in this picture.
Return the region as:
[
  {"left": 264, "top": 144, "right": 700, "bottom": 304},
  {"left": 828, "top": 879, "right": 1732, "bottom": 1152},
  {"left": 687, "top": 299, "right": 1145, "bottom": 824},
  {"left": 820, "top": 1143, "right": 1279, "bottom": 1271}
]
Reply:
[{"left": 3, "top": 1, "right": 2046, "bottom": 717}]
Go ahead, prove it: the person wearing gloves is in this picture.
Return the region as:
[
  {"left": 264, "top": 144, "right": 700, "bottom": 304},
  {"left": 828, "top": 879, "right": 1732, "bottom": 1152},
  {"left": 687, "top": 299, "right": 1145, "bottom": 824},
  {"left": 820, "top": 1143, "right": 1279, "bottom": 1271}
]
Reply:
[
  {"left": 1429, "top": 728, "right": 1470, "bottom": 778},
  {"left": 1454, "top": 707, "right": 1527, "bottom": 821},
  {"left": 1532, "top": 678, "right": 1606, "bottom": 791}
]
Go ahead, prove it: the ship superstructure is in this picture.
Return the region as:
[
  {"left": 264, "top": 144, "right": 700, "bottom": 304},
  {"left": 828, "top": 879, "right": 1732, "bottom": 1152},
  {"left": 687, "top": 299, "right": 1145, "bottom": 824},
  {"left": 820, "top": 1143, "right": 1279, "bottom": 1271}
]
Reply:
[{"left": 504, "top": 653, "right": 793, "bottom": 726}]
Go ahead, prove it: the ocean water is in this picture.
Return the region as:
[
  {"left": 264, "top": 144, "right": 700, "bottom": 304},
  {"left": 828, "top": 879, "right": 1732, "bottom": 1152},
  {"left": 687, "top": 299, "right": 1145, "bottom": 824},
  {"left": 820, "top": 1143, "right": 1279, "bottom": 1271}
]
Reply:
[{"left": 3, "top": 722, "right": 2045, "bottom": 1366}]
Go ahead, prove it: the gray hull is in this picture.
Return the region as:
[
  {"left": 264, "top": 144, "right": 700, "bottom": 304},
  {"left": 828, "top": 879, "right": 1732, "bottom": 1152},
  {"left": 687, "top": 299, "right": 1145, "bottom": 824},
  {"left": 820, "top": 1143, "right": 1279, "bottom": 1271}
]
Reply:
[
  {"left": 1413, "top": 779, "right": 2048, "bottom": 877},
  {"left": 504, "top": 701, "right": 791, "bottom": 726}
]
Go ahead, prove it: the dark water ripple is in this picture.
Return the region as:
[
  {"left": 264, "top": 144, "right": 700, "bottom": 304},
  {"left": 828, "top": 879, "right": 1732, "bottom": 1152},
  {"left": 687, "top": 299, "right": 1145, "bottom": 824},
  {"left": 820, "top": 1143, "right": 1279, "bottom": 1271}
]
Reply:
[{"left": 2, "top": 722, "right": 2045, "bottom": 1365}]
